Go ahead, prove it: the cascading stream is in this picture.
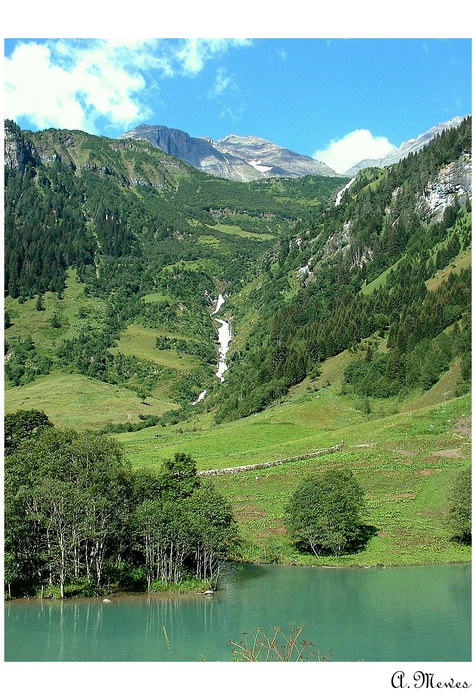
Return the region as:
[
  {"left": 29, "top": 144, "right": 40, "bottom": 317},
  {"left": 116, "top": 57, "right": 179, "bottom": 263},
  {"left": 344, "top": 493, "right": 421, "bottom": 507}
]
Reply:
[
  {"left": 212, "top": 294, "right": 231, "bottom": 383},
  {"left": 191, "top": 294, "right": 231, "bottom": 404}
]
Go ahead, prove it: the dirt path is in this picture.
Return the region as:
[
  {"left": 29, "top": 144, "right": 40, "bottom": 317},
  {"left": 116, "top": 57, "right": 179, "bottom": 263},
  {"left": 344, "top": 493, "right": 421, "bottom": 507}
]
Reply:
[
  {"left": 430, "top": 448, "right": 464, "bottom": 458},
  {"left": 454, "top": 416, "right": 471, "bottom": 437}
]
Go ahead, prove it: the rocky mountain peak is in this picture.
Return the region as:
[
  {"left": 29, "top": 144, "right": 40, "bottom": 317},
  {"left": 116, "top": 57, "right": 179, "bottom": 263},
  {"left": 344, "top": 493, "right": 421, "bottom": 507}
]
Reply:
[
  {"left": 345, "top": 116, "right": 468, "bottom": 176},
  {"left": 120, "top": 125, "right": 339, "bottom": 181}
]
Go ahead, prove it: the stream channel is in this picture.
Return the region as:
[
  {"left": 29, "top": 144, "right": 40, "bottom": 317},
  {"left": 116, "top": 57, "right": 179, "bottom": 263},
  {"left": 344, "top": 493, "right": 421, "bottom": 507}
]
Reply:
[
  {"left": 4, "top": 562, "right": 471, "bottom": 662},
  {"left": 192, "top": 294, "right": 231, "bottom": 405}
]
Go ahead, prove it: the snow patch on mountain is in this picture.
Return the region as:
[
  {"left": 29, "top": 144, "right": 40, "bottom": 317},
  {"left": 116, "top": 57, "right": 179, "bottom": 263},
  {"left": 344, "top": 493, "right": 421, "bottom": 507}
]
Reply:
[{"left": 248, "top": 159, "right": 273, "bottom": 173}]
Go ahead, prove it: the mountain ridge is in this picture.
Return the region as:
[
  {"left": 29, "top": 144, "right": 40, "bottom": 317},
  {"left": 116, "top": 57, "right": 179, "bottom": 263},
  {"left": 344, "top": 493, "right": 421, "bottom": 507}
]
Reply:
[
  {"left": 121, "top": 124, "right": 338, "bottom": 181},
  {"left": 121, "top": 116, "right": 469, "bottom": 182},
  {"left": 345, "top": 116, "right": 467, "bottom": 176},
  {"left": 4, "top": 117, "right": 471, "bottom": 425}
]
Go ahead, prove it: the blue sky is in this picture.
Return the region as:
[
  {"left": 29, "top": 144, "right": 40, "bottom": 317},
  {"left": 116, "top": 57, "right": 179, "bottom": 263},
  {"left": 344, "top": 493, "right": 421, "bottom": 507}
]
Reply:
[{"left": 3, "top": 33, "right": 472, "bottom": 172}]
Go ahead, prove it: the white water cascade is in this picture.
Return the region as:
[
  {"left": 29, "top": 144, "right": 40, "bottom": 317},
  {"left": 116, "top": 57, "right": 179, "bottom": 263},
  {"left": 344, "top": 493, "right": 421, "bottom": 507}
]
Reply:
[
  {"left": 212, "top": 294, "right": 231, "bottom": 382},
  {"left": 335, "top": 177, "right": 356, "bottom": 206},
  {"left": 191, "top": 389, "right": 207, "bottom": 406},
  {"left": 191, "top": 294, "right": 231, "bottom": 404}
]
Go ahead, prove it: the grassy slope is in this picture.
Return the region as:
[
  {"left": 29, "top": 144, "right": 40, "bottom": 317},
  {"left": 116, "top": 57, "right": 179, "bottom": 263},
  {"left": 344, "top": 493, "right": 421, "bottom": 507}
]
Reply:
[
  {"left": 4, "top": 371, "right": 178, "bottom": 431},
  {"left": 4, "top": 214, "right": 471, "bottom": 568},
  {"left": 209, "top": 223, "right": 275, "bottom": 240},
  {"left": 4, "top": 270, "right": 106, "bottom": 351},
  {"left": 426, "top": 247, "right": 472, "bottom": 292},
  {"left": 113, "top": 346, "right": 471, "bottom": 568},
  {"left": 6, "top": 272, "right": 469, "bottom": 569},
  {"left": 111, "top": 323, "right": 198, "bottom": 371}
]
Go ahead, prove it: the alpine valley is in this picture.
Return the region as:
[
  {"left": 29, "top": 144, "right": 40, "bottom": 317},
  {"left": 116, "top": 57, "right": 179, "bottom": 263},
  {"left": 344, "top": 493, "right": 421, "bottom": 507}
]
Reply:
[{"left": 4, "top": 115, "right": 472, "bottom": 600}]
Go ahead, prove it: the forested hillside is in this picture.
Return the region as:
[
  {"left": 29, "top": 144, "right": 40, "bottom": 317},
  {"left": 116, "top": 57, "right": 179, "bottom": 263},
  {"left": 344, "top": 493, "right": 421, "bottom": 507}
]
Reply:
[
  {"left": 4, "top": 118, "right": 471, "bottom": 427},
  {"left": 4, "top": 120, "right": 346, "bottom": 412},
  {"left": 213, "top": 117, "right": 472, "bottom": 420}
]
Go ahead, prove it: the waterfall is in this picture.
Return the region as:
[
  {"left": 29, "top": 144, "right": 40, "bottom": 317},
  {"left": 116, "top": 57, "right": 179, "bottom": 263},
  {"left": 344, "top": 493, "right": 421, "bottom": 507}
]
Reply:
[
  {"left": 212, "top": 294, "right": 231, "bottom": 383},
  {"left": 191, "top": 294, "right": 232, "bottom": 403},
  {"left": 335, "top": 177, "right": 356, "bottom": 206}
]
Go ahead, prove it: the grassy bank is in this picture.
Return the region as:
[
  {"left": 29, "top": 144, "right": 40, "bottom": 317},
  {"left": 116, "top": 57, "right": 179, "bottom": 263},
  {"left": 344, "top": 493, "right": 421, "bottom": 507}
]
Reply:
[{"left": 114, "top": 353, "right": 471, "bottom": 569}]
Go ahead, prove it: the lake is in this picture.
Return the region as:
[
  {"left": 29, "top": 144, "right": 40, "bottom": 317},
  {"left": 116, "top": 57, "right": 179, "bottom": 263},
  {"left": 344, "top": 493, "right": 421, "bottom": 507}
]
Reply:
[{"left": 4, "top": 562, "right": 471, "bottom": 662}]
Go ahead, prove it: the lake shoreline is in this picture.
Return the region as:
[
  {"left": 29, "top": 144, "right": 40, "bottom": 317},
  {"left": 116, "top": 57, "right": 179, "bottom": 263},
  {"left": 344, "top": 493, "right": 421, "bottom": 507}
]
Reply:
[{"left": 4, "top": 557, "right": 470, "bottom": 602}]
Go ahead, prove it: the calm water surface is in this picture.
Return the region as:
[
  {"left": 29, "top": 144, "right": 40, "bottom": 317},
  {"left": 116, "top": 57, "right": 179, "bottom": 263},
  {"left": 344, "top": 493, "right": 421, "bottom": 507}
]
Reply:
[{"left": 4, "top": 563, "right": 471, "bottom": 662}]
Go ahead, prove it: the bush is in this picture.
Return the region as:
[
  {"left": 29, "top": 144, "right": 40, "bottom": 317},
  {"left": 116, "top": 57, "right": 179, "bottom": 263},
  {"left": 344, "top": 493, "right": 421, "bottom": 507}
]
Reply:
[
  {"left": 285, "top": 468, "right": 366, "bottom": 556},
  {"left": 448, "top": 467, "right": 471, "bottom": 543}
]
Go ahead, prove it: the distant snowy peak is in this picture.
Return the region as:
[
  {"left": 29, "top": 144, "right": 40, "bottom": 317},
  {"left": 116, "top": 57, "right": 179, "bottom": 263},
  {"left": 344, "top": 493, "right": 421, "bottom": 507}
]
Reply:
[
  {"left": 214, "top": 133, "right": 337, "bottom": 177},
  {"left": 120, "top": 125, "right": 339, "bottom": 181},
  {"left": 121, "top": 117, "right": 468, "bottom": 182},
  {"left": 345, "top": 116, "right": 468, "bottom": 176}
]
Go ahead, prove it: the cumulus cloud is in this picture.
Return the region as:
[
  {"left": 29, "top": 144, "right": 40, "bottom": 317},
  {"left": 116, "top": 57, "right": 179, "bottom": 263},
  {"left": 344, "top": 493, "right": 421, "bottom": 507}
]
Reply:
[
  {"left": 4, "top": 38, "right": 252, "bottom": 134},
  {"left": 313, "top": 129, "right": 396, "bottom": 173},
  {"left": 4, "top": 39, "right": 158, "bottom": 132}
]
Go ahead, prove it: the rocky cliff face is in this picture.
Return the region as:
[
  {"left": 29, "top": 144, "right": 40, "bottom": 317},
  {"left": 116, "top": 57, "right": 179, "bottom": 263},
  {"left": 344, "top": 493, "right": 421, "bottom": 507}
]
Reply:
[
  {"left": 4, "top": 121, "right": 37, "bottom": 171},
  {"left": 345, "top": 116, "right": 467, "bottom": 176},
  {"left": 121, "top": 124, "right": 338, "bottom": 181},
  {"left": 418, "top": 155, "right": 472, "bottom": 221},
  {"left": 214, "top": 134, "right": 337, "bottom": 178}
]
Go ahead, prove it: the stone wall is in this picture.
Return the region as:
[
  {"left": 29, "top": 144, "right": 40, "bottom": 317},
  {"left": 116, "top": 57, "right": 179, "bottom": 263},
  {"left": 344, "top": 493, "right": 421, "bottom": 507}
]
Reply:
[{"left": 198, "top": 442, "right": 343, "bottom": 476}]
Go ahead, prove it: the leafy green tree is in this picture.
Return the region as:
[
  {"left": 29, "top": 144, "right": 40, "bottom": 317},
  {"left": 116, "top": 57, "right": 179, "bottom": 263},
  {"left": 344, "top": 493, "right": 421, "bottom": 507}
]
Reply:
[
  {"left": 4, "top": 409, "right": 52, "bottom": 455},
  {"left": 131, "top": 456, "right": 237, "bottom": 590},
  {"left": 132, "top": 497, "right": 193, "bottom": 589},
  {"left": 5, "top": 423, "right": 134, "bottom": 597},
  {"left": 286, "top": 469, "right": 366, "bottom": 556},
  {"left": 159, "top": 452, "right": 200, "bottom": 499},
  {"left": 188, "top": 482, "right": 238, "bottom": 585},
  {"left": 448, "top": 468, "right": 471, "bottom": 543}
]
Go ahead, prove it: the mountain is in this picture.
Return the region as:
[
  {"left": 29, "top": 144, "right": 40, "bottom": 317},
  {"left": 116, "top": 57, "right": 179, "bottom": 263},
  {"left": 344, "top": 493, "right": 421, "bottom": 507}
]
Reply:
[
  {"left": 212, "top": 116, "right": 472, "bottom": 422},
  {"left": 121, "top": 124, "right": 338, "bottom": 181},
  {"left": 345, "top": 116, "right": 467, "bottom": 176},
  {"left": 3, "top": 118, "right": 346, "bottom": 411},
  {"left": 213, "top": 133, "right": 338, "bottom": 178},
  {"left": 4, "top": 117, "right": 471, "bottom": 427},
  {"left": 121, "top": 118, "right": 468, "bottom": 182}
]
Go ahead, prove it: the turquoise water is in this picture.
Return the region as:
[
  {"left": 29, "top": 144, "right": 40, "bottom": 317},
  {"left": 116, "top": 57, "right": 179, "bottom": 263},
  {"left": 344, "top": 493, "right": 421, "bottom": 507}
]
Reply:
[{"left": 4, "top": 563, "right": 471, "bottom": 662}]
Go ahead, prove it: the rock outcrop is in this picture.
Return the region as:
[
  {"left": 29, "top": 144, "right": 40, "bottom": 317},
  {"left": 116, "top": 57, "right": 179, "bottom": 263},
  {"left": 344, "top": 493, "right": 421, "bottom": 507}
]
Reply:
[
  {"left": 418, "top": 155, "right": 472, "bottom": 221},
  {"left": 4, "top": 120, "right": 37, "bottom": 171}
]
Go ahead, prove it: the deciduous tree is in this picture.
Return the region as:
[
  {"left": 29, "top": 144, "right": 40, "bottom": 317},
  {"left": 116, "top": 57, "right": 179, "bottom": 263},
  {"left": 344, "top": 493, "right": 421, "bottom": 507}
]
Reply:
[{"left": 286, "top": 469, "right": 366, "bottom": 556}]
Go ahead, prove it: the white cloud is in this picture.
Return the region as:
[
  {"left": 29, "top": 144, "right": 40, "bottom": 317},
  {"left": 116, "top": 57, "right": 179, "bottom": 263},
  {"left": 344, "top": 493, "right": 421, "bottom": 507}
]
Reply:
[
  {"left": 313, "top": 129, "right": 396, "bottom": 173},
  {"left": 212, "top": 67, "right": 232, "bottom": 96},
  {"left": 4, "top": 40, "right": 156, "bottom": 132},
  {"left": 208, "top": 66, "right": 238, "bottom": 100},
  {"left": 175, "top": 39, "right": 252, "bottom": 76},
  {"left": 4, "top": 38, "right": 252, "bottom": 134}
]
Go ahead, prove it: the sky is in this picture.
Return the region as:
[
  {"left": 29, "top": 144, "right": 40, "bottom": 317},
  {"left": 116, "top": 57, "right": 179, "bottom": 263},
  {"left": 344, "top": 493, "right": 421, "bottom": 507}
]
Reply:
[{"left": 3, "top": 29, "right": 472, "bottom": 173}]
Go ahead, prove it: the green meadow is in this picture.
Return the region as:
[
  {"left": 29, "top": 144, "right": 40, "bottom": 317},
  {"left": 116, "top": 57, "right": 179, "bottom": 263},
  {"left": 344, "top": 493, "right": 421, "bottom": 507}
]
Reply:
[
  {"left": 4, "top": 270, "right": 107, "bottom": 350},
  {"left": 109, "top": 350, "right": 471, "bottom": 569},
  {"left": 112, "top": 323, "right": 198, "bottom": 372},
  {"left": 4, "top": 371, "right": 178, "bottom": 432},
  {"left": 6, "top": 290, "right": 470, "bottom": 570}
]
